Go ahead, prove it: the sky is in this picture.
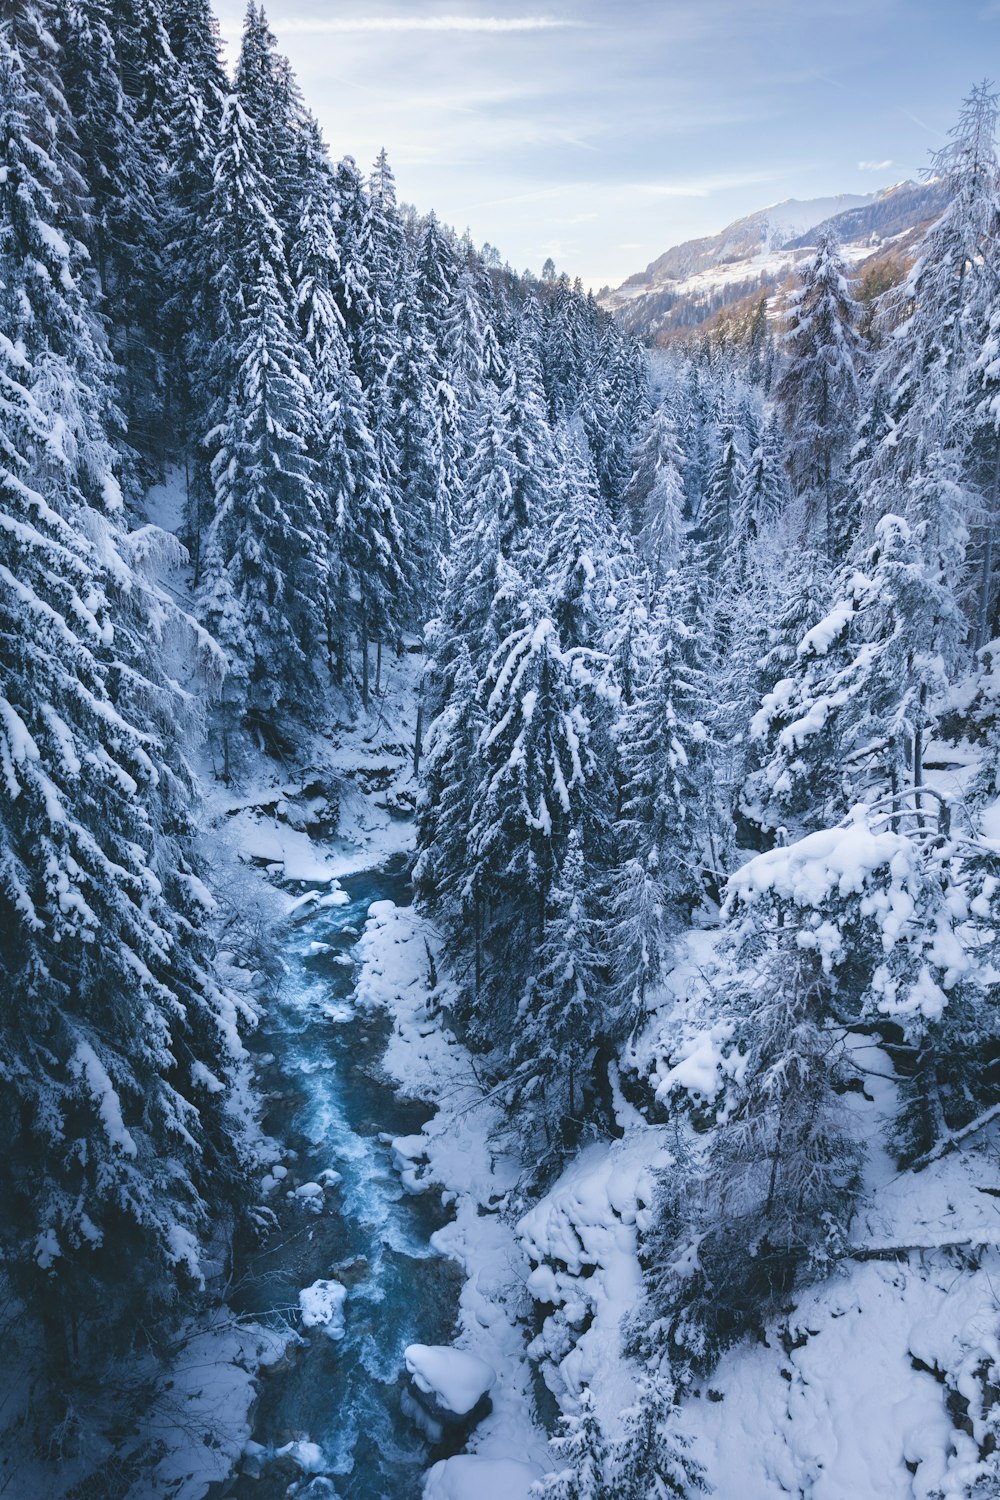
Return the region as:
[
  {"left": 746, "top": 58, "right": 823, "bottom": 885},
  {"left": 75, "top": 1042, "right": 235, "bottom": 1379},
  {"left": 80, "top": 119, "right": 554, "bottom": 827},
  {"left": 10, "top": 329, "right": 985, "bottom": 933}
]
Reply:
[{"left": 214, "top": 0, "right": 1000, "bottom": 289}]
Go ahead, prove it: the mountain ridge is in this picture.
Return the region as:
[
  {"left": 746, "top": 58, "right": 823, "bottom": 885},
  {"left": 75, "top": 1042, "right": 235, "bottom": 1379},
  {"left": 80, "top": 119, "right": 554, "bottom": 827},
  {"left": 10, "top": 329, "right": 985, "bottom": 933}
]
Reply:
[{"left": 602, "top": 178, "right": 948, "bottom": 342}]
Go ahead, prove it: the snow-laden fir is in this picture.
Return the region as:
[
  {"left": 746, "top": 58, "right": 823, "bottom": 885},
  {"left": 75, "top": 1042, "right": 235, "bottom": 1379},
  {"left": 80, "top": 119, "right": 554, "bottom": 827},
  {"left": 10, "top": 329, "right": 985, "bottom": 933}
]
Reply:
[{"left": 1, "top": 1, "right": 1000, "bottom": 1496}]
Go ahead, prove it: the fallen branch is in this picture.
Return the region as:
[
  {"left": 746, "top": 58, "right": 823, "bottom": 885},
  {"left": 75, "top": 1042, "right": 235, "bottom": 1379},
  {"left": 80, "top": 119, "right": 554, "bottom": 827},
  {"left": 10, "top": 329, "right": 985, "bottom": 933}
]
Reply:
[
  {"left": 846, "top": 1235, "right": 1000, "bottom": 1261},
  {"left": 909, "top": 1102, "right": 1000, "bottom": 1173}
]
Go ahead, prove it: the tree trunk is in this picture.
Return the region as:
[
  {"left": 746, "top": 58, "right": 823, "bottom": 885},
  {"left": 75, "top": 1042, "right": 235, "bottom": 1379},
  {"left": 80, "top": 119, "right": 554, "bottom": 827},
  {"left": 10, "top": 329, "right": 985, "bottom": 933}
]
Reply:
[
  {"left": 974, "top": 437, "right": 1000, "bottom": 653},
  {"left": 913, "top": 683, "right": 927, "bottom": 829},
  {"left": 413, "top": 699, "right": 424, "bottom": 776},
  {"left": 361, "top": 614, "right": 370, "bottom": 709},
  {"left": 375, "top": 636, "right": 383, "bottom": 694}
]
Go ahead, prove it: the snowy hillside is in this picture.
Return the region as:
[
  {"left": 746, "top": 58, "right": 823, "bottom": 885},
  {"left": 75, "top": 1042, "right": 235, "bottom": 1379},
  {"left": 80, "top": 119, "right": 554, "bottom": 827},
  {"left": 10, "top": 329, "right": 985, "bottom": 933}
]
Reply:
[{"left": 602, "top": 179, "right": 947, "bottom": 340}]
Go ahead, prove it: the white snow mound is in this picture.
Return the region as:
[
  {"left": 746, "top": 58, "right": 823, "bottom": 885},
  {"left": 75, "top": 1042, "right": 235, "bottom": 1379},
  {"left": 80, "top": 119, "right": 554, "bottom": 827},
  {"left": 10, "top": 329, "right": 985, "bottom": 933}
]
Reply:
[
  {"left": 423, "top": 1454, "right": 543, "bottom": 1500},
  {"left": 404, "top": 1343, "right": 496, "bottom": 1415},
  {"left": 298, "top": 1279, "right": 347, "bottom": 1340}
]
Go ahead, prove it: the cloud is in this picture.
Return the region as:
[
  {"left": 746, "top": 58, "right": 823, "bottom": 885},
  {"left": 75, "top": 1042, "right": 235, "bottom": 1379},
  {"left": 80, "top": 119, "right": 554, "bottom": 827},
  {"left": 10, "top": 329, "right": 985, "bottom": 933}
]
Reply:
[
  {"left": 631, "top": 169, "right": 779, "bottom": 199},
  {"left": 237, "top": 15, "right": 583, "bottom": 35},
  {"left": 858, "top": 158, "right": 893, "bottom": 171}
]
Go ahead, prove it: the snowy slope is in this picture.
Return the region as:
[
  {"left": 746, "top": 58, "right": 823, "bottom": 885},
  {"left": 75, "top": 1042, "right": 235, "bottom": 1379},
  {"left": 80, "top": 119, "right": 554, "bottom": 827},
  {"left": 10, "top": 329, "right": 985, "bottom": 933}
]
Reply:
[{"left": 602, "top": 180, "right": 946, "bottom": 340}]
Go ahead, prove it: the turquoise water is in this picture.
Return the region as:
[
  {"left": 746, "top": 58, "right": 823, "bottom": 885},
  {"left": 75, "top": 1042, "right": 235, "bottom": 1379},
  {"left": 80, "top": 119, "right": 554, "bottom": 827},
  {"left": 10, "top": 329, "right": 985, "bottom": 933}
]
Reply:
[{"left": 229, "top": 861, "right": 460, "bottom": 1499}]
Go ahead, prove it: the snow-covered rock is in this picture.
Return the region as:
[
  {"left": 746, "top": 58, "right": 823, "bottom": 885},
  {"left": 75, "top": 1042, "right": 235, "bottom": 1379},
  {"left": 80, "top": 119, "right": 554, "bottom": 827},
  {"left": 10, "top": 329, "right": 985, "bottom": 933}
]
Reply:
[
  {"left": 405, "top": 1344, "right": 496, "bottom": 1416},
  {"left": 298, "top": 1279, "right": 347, "bottom": 1340}
]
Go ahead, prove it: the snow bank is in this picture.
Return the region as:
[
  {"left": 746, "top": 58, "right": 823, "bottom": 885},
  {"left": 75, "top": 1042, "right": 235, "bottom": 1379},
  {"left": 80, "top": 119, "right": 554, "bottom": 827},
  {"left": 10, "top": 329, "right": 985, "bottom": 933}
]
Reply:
[
  {"left": 518, "top": 1137, "right": 671, "bottom": 1422},
  {"left": 405, "top": 1344, "right": 496, "bottom": 1416},
  {"left": 682, "top": 1251, "right": 1000, "bottom": 1500},
  {"left": 423, "top": 1455, "right": 543, "bottom": 1500},
  {"left": 354, "top": 898, "right": 551, "bottom": 1475}
]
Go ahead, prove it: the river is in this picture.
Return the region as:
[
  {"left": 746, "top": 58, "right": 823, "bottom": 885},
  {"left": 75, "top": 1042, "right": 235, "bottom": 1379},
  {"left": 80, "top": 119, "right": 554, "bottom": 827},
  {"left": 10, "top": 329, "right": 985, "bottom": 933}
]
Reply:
[{"left": 227, "top": 858, "right": 461, "bottom": 1499}]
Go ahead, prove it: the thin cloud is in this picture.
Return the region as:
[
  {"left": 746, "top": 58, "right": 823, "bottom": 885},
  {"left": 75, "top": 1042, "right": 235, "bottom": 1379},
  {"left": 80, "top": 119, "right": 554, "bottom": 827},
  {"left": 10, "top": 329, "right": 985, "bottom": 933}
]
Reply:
[
  {"left": 858, "top": 158, "right": 893, "bottom": 171},
  {"left": 240, "top": 16, "right": 583, "bottom": 35},
  {"left": 632, "top": 170, "right": 779, "bottom": 199}
]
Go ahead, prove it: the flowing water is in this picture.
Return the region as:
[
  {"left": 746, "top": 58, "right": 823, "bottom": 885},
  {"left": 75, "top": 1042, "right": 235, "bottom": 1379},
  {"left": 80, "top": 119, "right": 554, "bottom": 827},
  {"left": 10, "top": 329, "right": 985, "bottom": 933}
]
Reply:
[{"left": 228, "top": 859, "right": 461, "bottom": 1499}]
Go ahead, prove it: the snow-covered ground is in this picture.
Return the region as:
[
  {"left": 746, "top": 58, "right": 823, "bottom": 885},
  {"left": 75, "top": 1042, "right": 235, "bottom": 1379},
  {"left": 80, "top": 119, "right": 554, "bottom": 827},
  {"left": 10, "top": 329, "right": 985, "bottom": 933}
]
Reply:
[{"left": 354, "top": 896, "right": 552, "bottom": 1493}]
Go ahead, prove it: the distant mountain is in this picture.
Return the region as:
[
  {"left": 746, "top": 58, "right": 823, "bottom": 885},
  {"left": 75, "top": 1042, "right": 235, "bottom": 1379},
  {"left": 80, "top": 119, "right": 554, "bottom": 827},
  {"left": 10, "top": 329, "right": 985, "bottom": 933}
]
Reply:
[
  {"left": 783, "top": 179, "right": 947, "bottom": 251},
  {"left": 602, "top": 180, "right": 948, "bottom": 342}
]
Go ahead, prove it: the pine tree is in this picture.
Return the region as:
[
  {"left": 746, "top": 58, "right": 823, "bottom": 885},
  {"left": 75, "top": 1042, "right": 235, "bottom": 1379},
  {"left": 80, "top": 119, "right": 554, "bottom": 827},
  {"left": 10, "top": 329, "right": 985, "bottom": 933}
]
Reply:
[
  {"left": 161, "top": 0, "right": 227, "bottom": 575},
  {"left": 291, "top": 115, "right": 403, "bottom": 703},
  {"left": 648, "top": 849, "right": 866, "bottom": 1367},
  {"left": 864, "top": 84, "right": 1000, "bottom": 503},
  {"left": 199, "top": 42, "right": 322, "bottom": 748},
  {"left": 508, "top": 834, "right": 608, "bottom": 1155},
  {"left": 745, "top": 515, "right": 965, "bottom": 839},
  {"left": 495, "top": 305, "right": 558, "bottom": 552},
  {"left": 533, "top": 1388, "right": 612, "bottom": 1500},
  {"left": 57, "top": 0, "right": 169, "bottom": 462},
  {"left": 624, "top": 401, "right": 685, "bottom": 585},
  {"left": 542, "top": 278, "right": 584, "bottom": 422},
  {"left": 416, "top": 212, "right": 463, "bottom": 539},
  {"left": 234, "top": 3, "right": 304, "bottom": 236},
  {"left": 390, "top": 257, "right": 443, "bottom": 624},
  {"left": 677, "top": 363, "right": 713, "bottom": 520},
  {"left": 0, "top": 5, "right": 251, "bottom": 1376},
  {"left": 611, "top": 574, "right": 720, "bottom": 1013},
  {"left": 614, "top": 1375, "right": 707, "bottom": 1499},
  {"left": 774, "top": 234, "right": 862, "bottom": 561},
  {"left": 734, "top": 411, "right": 787, "bottom": 558},
  {"left": 542, "top": 421, "right": 615, "bottom": 650},
  {"left": 582, "top": 323, "right": 649, "bottom": 517},
  {"left": 697, "top": 414, "right": 746, "bottom": 581},
  {"left": 464, "top": 580, "right": 613, "bottom": 1042}
]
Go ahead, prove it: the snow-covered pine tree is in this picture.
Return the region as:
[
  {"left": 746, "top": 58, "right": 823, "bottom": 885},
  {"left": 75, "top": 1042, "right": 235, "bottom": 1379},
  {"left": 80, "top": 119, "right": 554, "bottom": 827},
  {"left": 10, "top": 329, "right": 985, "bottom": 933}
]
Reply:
[
  {"left": 677, "top": 362, "right": 713, "bottom": 520},
  {"left": 414, "top": 638, "right": 485, "bottom": 924},
  {"left": 624, "top": 400, "right": 686, "bottom": 586},
  {"left": 0, "top": 5, "right": 252, "bottom": 1375},
  {"left": 697, "top": 411, "right": 746, "bottom": 583},
  {"left": 745, "top": 514, "right": 965, "bottom": 839},
  {"left": 611, "top": 572, "right": 720, "bottom": 1015},
  {"left": 291, "top": 114, "right": 403, "bottom": 703},
  {"left": 866, "top": 84, "right": 1000, "bottom": 503},
  {"left": 648, "top": 933, "right": 862, "bottom": 1366},
  {"left": 390, "top": 254, "right": 444, "bottom": 626},
  {"left": 971, "top": 301, "right": 1000, "bottom": 651},
  {"left": 542, "top": 420, "right": 615, "bottom": 650},
  {"left": 57, "top": 0, "right": 170, "bottom": 463},
  {"left": 542, "top": 277, "right": 584, "bottom": 423},
  {"left": 358, "top": 149, "right": 407, "bottom": 636},
  {"left": 495, "top": 303, "right": 558, "bottom": 552},
  {"left": 774, "top": 233, "right": 862, "bottom": 562},
  {"left": 329, "top": 153, "right": 373, "bottom": 359},
  {"left": 613, "top": 1374, "right": 707, "bottom": 1499},
  {"left": 416, "top": 212, "right": 463, "bottom": 541},
  {"left": 445, "top": 253, "right": 491, "bottom": 424},
  {"left": 508, "top": 833, "right": 609, "bottom": 1158},
  {"left": 532, "top": 1387, "right": 613, "bottom": 1500},
  {"left": 463, "top": 581, "right": 614, "bottom": 1045},
  {"left": 233, "top": 3, "right": 304, "bottom": 238},
  {"left": 734, "top": 409, "right": 788, "bottom": 560},
  {"left": 582, "top": 321, "right": 649, "bottom": 519},
  {"left": 735, "top": 548, "right": 833, "bottom": 843},
  {"left": 161, "top": 0, "right": 227, "bottom": 576},
  {"left": 198, "top": 24, "right": 322, "bottom": 749}
]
